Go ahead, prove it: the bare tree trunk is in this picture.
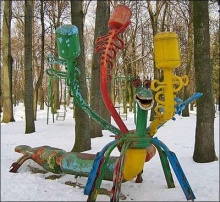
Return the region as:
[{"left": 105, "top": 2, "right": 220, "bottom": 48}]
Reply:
[
  {"left": 147, "top": 1, "right": 166, "bottom": 121},
  {"left": 0, "top": 0, "right": 2, "bottom": 113},
  {"left": 90, "top": 0, "right": 110, "bottom": 137},
  {"left": 24, "top": 0, "right": 35, "bottom": 133},
  {"left": 193, "top": 1, "right": 217, "bottom": 162},
  {"left": 71, "top": 1, "right": 91, "bottom": 152},
  {"left": 2, "top": 0, "right": 15, "bottom": 123},
  {"left": 39, "top": 86, "right": 44, "bottom": 110},
  {"left": 33, "top": 0, "right": 45, "bottom": 119},
  {"left": 46, "top": 0, "right": 65, "bottom": 114},
  {"left": 127, "top": 79, "right": 133, "bottom": 112},
  {"left": 182, "top": 1, "right": 193, "bottom": 117}
]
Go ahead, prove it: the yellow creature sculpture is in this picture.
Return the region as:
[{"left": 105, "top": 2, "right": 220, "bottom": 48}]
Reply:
[{"left": 149, "top": 32, "right": 189, "bottom": 136}]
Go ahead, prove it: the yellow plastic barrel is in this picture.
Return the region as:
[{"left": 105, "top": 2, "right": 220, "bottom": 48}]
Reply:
[
  {"left": 154, "top": 32, "right": 181, "bottom": 69},
  {"left": 123, "top": 149, "right": 146, "bottom": 181}
]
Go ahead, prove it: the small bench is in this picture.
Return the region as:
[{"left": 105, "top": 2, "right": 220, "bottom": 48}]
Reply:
[{"left": 56, "top": 109, "right": 66, "bottom": 121}]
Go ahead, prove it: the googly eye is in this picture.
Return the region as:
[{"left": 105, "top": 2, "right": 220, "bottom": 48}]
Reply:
[
  {"left": 143, "top": 79, "right": 151, "bottom": 89},
  {"left": 132, "top": 79, "right": 142, "bottom": 88}
]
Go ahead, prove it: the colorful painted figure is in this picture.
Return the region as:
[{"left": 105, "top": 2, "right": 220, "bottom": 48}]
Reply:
[{"left": 10, "top": 5, "right": 202, "bottom": 202}]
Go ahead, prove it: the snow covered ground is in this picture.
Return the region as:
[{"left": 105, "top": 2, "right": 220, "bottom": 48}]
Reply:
[{"left": 1, "top": 103, "right": 219, "bottom": 201}]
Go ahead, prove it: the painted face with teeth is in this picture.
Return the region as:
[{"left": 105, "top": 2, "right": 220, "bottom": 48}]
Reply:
[{"left": 133, "top": 78, "right": 154, "bottom": 110}]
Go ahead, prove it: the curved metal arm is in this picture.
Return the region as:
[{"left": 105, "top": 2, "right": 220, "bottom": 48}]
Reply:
[
  {"left": 46, "top": 64, "right": 122, "bottom": 136},
  {"left": 175, "top": 92, "right": 203, "bottom": 115},
  {"left": 47, "top": 54, "right": 67, "bottom": 66},
  {"left": 68, "top": 80, "right": 122, "bottom": 136}
]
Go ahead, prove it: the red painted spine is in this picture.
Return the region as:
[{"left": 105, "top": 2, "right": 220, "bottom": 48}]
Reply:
[{"left": 99, "top": 31, "right": 129, "bottom": 134}]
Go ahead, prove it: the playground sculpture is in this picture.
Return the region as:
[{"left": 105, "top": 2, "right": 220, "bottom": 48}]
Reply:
[{"left": 10, "top": 5, "right": 202, "bottom": 202}]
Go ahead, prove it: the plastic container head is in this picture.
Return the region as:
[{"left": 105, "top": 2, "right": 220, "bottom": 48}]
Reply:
[
  {"left": 108, "top": 5, "right": 132, "bottom": 30},
  {"left": 154, "top": 32, "right": 181, "bottom": 69},
  {"left": 55, "top": 24, "right": 80, "bottom": 60}
]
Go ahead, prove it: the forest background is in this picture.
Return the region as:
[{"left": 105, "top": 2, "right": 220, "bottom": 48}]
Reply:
[{"left": 0, "top": 1, "right": 219, "bottom": 163}]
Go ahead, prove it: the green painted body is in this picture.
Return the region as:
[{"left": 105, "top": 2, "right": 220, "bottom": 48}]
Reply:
[
  {"left": 137, "top": 106, "right": 148, "bottom": 136},
  {"left": 135, "top": 106, "right": 152, "bottom": 148},
  {"left": 132, "top": 86, "right": 154, "bottom": 148},
  {"left": 61, "top": 152, "right": 117, "bottom": 181},
  {"left": 11, "top": 145, "right": 117, "bottom": 181}
]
